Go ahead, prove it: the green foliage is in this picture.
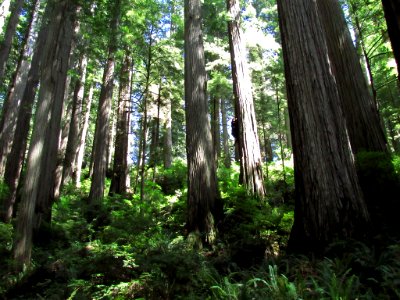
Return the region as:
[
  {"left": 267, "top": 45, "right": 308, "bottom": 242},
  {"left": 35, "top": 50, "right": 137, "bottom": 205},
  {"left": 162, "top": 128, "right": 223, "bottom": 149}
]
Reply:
[
  {"left": 0, "top": 180, "right": 10, "bottom": 199},
  {"left": 155, "top": 159, "right": 187, "bottom": 195},
  {"left": 0, "top": 222, "right": 13, "bottom": 253},
  {"left": 392, "top": 155, "right": 400, "bottom": 175},
  {"left": 355, "top": 151, "right": 400, "bottom": 235}
]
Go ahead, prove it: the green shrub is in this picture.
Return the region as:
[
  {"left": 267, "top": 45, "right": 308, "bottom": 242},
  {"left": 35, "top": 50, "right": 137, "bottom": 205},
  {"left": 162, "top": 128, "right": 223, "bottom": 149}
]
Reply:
[{"left": 157, "top": 159, "right": 187, "bottom": 195}]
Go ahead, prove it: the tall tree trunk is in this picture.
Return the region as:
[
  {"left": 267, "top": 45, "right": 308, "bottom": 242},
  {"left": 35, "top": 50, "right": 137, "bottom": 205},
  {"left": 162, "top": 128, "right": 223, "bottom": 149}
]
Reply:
[
  {"left": 134, "top": 118, "right": 144, "bottom": 193},
  {"left": 277, "top": 0, "right": 369, "bottom": 254},
  {"left": 13, "top": 0, "right": 76, "bottom": 268},
  {"left": 352, "top": 13, "right": 379, "bottom": 103},
  {"left": 381, "top": 0, "right": 400, "bottom": 81},
  {"left": 0, "top": 0, "right": 39, "bottom": 178},
  {"left": 53, "top": 86, "right": 73, "bottom": 200},
  {"left": 139, "top": 92, "right": 149, "bottom": 202},
  {"left": 139, "top": 32, "right": 154, "bottom": 202},
  {"left": 317, "top": 0, "right": 387, "bottom": 153},
  {"left": 163, "top": 98, "right": 173, "bottom": 169},
  {"left": 0, "top": 4, "right": 46, "bottom": 224},
  {"left": 227, "top": 0, "right": 265, "bottom": 198},
  {"left": 185, "top": 0, "right": 218, "bottom": 243},
  {"left": 88, "top": 0, "right": 120, "bottom": 206},
  {"left": 149, "top": 82, "right": 162, "bottom": 169},
  {"left": 284, "top": 108, "right": 292, "bottom": 149},
  {"left": 0, "top": 0, "right": 24, "bottom": 82},
  {"left": 109, "top": 53, "right": 131, "bottom": 196},
  {"left": 106, "top": 108, "right": 116, "bottom": 171},
  {"left": 74, "top": 83, "right": 94, "bottom": 187},
  {"left": 62, "top": 54, "right": 88, "bottom": 187},
  {"left": 211, "top": 97, "right": 221, "bottom": 164},
  {"left": 275, "top": 82, "right": 286, "bottom": 183},
  {"left": 221, "top": 98, "right": 231, "bottom": 168}
]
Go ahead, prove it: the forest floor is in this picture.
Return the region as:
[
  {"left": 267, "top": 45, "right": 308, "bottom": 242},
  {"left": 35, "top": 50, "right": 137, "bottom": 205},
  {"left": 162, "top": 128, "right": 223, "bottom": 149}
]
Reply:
[{"left": 1, "top": 159, "right": 400, "bottom": 299}]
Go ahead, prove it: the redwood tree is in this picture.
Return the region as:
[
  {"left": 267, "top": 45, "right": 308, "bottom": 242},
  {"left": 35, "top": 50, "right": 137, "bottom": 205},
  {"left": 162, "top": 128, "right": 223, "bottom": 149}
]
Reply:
[
  {"left": 184, "top": 0, "right": 218, "bottom": 243},
  {"left": 277, "top": 0, "right": 370, "bottom": 253},
  {"left": 227, "top": 0, "right": 265, "bottom": 198},
  {"left": 88, "top": 0, "right": 120, "bottom": 205},
  {"left": 317, "top": 0, "right": 387, "bottom": 154},
  {"left": 13, "top": 0, "right": 77, "bottom": 268},
  {"left": 381, "top": 0, "right": 400, "bottom": 81},
  {"left": 109, "top": 53, "right": 132, "bottom": 196}
]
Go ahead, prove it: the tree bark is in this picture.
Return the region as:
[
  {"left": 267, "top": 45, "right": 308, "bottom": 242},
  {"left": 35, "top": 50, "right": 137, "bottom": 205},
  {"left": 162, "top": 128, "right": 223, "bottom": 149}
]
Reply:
[
  {"left": 163, "top": 98, "right": 173, "bottom": 169},
  {"left": 0, "top": 0, "right": 24, "bottom": 82},
  {"left": 381, "top": 0, "right": 400, "bottom": 81},
  {"left": 13, "top": 0, "right": 76, "bottom": 268},
  {"left": 221, "top": 98, "right": 231, "bottom": 168},
  {"left": 109, "top": 53, "right": 131, "bottom": 196},
  {"left": 62, "top": 54, "right": 88, "bottom": 187},
  {"left": 0, "top": 0, "right": 39, "bottom": 178},
  {"left": 211, "top": 97, "right": 221, "bottom": 164},
  {"left": 74, "top": 83, "right": 94, "bottom": 187},
  {"left": 185, "top": 0, "right": 218, "bottom": 243},
  {"left": 317, "top": 0, "right": 387, "bottom": 153},
  {"left": 277, "top": 0, "right": 369, "bottom": 253},
  {"left": 149, "top": 82, "right": 162, "bottom": 169},
  {"left": 88, "top": 0, "right": 120, "bottom": 205},
  {"left": 227, "top": 0, "right": 265, "bottom": 198},
  {"left": 0, "top": 3, "right": 46, "bottom": 224}
]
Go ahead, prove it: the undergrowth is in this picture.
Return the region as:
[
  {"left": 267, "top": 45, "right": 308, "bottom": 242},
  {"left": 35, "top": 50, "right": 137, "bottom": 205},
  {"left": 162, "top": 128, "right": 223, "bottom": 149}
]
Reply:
[{"left": 0, "top": 158, "right": 399, "bottom": 299}]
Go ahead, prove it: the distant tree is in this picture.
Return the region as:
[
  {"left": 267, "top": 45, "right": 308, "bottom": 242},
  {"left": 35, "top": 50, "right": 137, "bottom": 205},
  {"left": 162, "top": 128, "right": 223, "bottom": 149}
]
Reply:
[
  {"left": 221, "top": 98, "right": 231, "bottom": 168},
  {"left": 277, "top": 0, "right": 370, "bottom": 253},
  {"left": 184, "top": 0, "right": 218, "bottom": 243},
  {"left": 74, "top": 83, "right": 94, "bottom": 187},
  {"left": 88, "top": 0, "right": 120, "bottom": 206},
  {"left": 62, "top": 54, "right": 88, "bottom": 187},
  {"left": 163, "top": 98, "right": 173, "bottom": 169},
  {"left": 227, "top": 0, "right": 265, "bottom": 198},
  {"left": 109, "top": 52, "right": 132, "bottom": 196}
]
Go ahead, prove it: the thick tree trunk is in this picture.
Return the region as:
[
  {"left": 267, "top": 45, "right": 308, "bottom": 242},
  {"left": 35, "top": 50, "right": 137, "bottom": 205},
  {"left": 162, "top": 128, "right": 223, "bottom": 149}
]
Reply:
[
  {"left": 74, "top": 84, "right": 94, "bottom": 187},
  {"left": 185, "top": 0, "right": 218, "bottom": 243},
  {"left": 277, "top": 0, "right": 369, "bottom": 253},
  {"left": 0, "top": 0, "right": 24, "bottom": 82},
  {"left": 227, "top": 0, "right": 265, "bottom": 198},
  {"left": 221, "top": 98, "right": 231, "bottom": 168},
  {"left": 0, "top": 5, "right": 45, "bottom": 224},
  {"left": 13, "top": 0, "right": 76, "bottom": 268},
  {"left": 381, "top": 0, "right": 400, "bottom": 81},
  {"left": 62, "top": 54, "right": 88, "bottom": 187},
  {"left": 88, "top": 0, "right": 120, "bottom": 205},
  {"left": 317, "top": 0, "right": 387, "bottom": 153},
  {"left": 109, "top": 54, "right": 131, "bottom": 196},
  {"left": 0, "top": 0, "right": 39, "bottom": 178}
]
